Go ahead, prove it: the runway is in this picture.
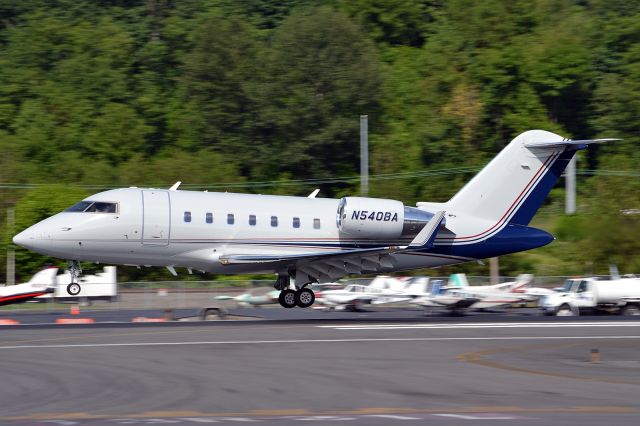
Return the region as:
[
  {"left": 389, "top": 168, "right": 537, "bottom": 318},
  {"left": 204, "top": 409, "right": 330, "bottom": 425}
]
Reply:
[{"left": 1, "top": 318, "right": 639, "bottom": 425}]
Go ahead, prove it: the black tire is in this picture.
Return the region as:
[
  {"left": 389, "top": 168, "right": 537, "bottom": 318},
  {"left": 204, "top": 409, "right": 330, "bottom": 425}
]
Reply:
[
  {"left": 621, "top": 305, "right": 640, "bottom": 316},
  {"left": 201, "top": 308, "right": 227, "bottom": 320},
  {"left": 295, "top": 288, "right": 315, "bottom": 308},
  {"left": 278, "top": 289, "right": 297, "bottom": 308},
  {"left": 66, "top": 283, "right": 81, "bottom": 296},
  {"left": 556, "top": 304, "right": 576, "bottom": 316}
]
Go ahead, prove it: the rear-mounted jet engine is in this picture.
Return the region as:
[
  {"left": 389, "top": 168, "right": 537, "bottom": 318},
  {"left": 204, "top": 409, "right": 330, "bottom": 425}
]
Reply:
[{"left": 336, "top": 196, "right": 434, "bottom": 239}]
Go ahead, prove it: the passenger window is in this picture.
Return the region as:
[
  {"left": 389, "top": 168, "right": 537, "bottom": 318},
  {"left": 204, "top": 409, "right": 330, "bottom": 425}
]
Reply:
[
  {"left": 293, "top": 217, "right": 300, "bottom": 228},
  {"left": 271, "top": 216, "right": 278, "bottom": 227},
  {"left": 227, "top": 214, "right": 235, "bottom": 225},
  {"left": 206, "top": 212, "right": 213, "bottom": 224},
  {"left": 184, "top": 211, "right": 191, "bottom": 222},
  {"left": 85, "top": 202, "right": 118, "bottom": 213},
  {"left": 313, "top": 218, "right": 321, "bottom": 229},
  {"left": 249, "top": 215, "right": 257, "bottom": 226}
]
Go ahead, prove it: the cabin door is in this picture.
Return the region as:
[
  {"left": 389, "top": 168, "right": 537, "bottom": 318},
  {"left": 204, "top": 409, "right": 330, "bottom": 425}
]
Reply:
[{"left": 142, "top": 190, "right": 170, "bottom": 246}]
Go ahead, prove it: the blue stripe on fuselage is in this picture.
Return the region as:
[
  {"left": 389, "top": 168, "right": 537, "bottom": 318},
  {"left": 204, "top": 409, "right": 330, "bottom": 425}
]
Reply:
[
  {"left": 508, "top": 147, "right": 578, "bottom": 226},
  {"left": 429, "top": 224, "right": 554, "bottom": 259}
]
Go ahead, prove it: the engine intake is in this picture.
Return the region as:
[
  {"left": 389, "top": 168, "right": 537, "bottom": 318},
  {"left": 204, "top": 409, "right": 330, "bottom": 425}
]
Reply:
[{"left": 336, "top": 197, "right": 434, "bottom": 240}]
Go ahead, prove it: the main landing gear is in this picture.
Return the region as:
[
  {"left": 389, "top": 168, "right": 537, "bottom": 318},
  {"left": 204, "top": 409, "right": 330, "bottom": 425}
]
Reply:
[
  {"left": 275, "top": 274, "right": 315, "bottom": 309},
  {"left": 66, "top": 260, "right": 82, "bottom": 296},
  {"left": 278, "top": 288, "right": 315, "bottom": 309}
]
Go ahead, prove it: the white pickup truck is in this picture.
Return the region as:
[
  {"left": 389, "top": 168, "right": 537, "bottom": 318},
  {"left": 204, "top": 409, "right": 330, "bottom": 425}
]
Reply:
[{"left": 540, "top": 277, "right": 640, "bottom": 316}]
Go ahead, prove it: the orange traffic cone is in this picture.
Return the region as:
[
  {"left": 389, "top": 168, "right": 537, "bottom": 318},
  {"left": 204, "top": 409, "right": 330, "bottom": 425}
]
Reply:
[{"left": 70, "top": 304, "right": 80, "bottom": 315}]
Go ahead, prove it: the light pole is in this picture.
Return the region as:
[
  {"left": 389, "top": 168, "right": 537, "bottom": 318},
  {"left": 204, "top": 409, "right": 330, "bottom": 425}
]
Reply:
[{"left": 360, "top": 115, "right": 369, "bottom": 197}]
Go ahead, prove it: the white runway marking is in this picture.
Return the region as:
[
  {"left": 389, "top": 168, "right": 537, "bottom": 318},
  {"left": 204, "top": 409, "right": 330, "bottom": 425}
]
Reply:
[
  {"left": 0, "top": 335, "right": 639, "bottom": 350},
  {"left": 434, "top": 413, "right": 516, "bottom": 420},
  {"left": 317, "top": 321, "right": 640, "bottom": 330}
]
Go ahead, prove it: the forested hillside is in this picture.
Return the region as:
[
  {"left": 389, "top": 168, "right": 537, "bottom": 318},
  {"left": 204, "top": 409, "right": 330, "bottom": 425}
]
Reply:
[{"left": 1, "top": 0, "right": 639, "bottom": 280}]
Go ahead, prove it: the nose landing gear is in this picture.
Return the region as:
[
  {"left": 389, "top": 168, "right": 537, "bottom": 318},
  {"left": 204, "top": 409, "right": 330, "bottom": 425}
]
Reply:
[
  {"left": 274, "top": 274, "right": 316, "bottom": 309},
  {"left": 66, "top": 260, "right": 82, "bottom": 296}
]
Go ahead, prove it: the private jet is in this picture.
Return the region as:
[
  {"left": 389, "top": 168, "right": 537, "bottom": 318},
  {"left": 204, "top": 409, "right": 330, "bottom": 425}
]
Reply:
[{"left": 12, "top": 130, "right": 615, "bottom": 308}]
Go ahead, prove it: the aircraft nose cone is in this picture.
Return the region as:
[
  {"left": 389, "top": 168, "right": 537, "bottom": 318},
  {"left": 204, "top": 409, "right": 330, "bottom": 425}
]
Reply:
[
  {"left": 12, "top": 229, "right": 32, "bottom": 247},
  {"left": 12, "top": 226, "right": 50, "bottom": 252}
]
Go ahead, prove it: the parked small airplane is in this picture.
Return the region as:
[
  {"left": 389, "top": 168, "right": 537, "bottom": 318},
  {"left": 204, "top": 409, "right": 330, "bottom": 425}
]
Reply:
[
  {"left": 1, "top": 266, "right": 118, "bottom": 306},
  {"left": 318, "top": 281, "right": 409, "bottom": 311},
  {"left": 411, "top": 274, "right": 541, "bottom": 313},
  {"left": 411, "top": 283, "right": 480, "bottom": 313},
  {"left": 214, "top": 289, "right": 280, "bottom": 307},
  {"left": 13, "top": 130, "right": 616, "bottom": 309},
  {"left": 0, "top": 268, "right": 57, "bottom": 306},
  {"left": 442, "top": 273, "right": 535, "bottom": 310}
]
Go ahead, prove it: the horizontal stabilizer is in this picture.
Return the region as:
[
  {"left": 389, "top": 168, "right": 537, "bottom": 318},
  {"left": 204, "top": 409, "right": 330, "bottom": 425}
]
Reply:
[
  {"left": 524, "top": 138, "right": 620, "bottom": 149},
  {"left": 406, "top": 211, "right": 445, "bottom": 249}
]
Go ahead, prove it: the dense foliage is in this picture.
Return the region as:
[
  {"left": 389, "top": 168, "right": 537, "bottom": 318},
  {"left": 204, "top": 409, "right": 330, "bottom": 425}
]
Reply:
[{"left": 1, "top": 0, "right": 639, "bottom": 281}]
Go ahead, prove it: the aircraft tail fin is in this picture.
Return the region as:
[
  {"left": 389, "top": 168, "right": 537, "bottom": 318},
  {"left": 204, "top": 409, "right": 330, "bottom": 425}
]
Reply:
[
  {"left": 447, "top": 130, "right": 615, "bottom": 226},
  {"left": 448, "top": 273, "right": 469, "bottom": 288},
  {"left": 404, "top": 278, "right": 429, "bottom": 295},
  {"left": 25, "top": 268, "right": 58, "bottom": 286}
]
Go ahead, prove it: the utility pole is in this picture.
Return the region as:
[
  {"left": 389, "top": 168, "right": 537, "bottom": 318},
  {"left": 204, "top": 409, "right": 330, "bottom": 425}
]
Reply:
[
  {"left": 6, "top": 207, "right": 15, "bottom": 285},
  {"left": 360, "top": 115, "right": 369, "bottom": 197},
  {"left": 489, "top": 257, "right": 499, "bottom": 285},
  {"left": 565, "top": 156, "right": 576, "bottom": 214}
]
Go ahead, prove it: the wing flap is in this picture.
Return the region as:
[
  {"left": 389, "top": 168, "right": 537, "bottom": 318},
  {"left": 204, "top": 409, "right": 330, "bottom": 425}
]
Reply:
[{"left": 219, "top": 246, "right": 401, "bottom": 265}]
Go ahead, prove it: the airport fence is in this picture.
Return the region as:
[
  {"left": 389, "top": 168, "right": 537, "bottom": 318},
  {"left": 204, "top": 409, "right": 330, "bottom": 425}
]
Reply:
[{"left": 0, "top": 275, "right": 613, "bottom": 314}]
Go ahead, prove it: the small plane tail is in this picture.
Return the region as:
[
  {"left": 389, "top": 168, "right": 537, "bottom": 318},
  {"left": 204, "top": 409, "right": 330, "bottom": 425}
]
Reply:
[
  {"left": 509, "top": 274, "right": 534, "bottom": 293},
  {"left": 447, "top": 130, "right": 615, "bottom": 226},
  {"left": 403, "top": 277, "right": 429, "bottom": 295},
  {"left": 25, "top": 267, "right": 58, "bottom": 286},
  {"left": 448, "top": 273, "right": 469, "bottom": 288}
]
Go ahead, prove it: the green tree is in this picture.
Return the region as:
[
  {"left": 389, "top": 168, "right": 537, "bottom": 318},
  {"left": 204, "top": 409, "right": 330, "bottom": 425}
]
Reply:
[
  {"left": 252, "top": 6, "right": 381, "bottom": 184},
  {"left": 168, "top": 17, "right": 258, "bottom": 158}
]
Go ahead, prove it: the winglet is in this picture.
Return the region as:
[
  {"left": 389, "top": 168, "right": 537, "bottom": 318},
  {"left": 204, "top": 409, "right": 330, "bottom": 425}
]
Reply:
[
  {"left": 407, "top": 211, "right": 446, "bottom": 249},
  {"left": 307, "top": 188, "right": 320, "bottom": 198},
  {"left": 169, "top": 181, "right": 181, "bottom": 191}
]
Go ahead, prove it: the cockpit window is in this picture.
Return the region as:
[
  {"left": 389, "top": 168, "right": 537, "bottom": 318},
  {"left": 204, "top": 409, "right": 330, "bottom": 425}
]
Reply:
[
  {"left": 65, "top": 201, "right": 118, "bottom": 213},
  {"left": 65, "top": 201, "right": 93, "bottom": 212},
  {"left": 85, "top": 202, "right": 118, "bottom": 213}
]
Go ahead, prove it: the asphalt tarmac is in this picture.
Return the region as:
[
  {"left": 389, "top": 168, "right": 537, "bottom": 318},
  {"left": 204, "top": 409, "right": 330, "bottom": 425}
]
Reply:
[{"left": 1, "top": 315, "right": 639, "bottom": 425}]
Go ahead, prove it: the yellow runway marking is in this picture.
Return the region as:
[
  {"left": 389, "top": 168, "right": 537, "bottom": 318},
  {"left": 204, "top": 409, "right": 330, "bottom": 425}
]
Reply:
[{"left": 2, "top": 406, "right": 639, "bottom": 421}]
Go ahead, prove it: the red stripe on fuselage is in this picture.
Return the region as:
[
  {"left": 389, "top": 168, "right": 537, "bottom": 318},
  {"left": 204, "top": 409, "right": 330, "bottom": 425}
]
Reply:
[
  {"left": 0, "top": 291, "right": 47, "bottom": 304},
  {"left": 439, "top": 150, "right": 560, "bottom": 242}
]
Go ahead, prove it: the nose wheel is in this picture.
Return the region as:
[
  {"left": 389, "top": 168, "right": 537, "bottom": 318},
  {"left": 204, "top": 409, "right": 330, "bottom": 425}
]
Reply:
[
  {"left": 278, "top": 288, "right": 315, "bottom": 308},
  {"left": 67, "top": 283, "right": 81, "bottom": 296},
  {"left": 66, "top": 260, "right": 82, "bottom": 296}
]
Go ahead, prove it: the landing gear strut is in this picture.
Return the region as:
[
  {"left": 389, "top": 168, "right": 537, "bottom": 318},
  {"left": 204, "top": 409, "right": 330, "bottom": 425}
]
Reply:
[
  {"left": 274, "top": 274, "right": 315, "bottom": 309},
  {"left": 66, "top": 260, "right": 82, "bottom": 296}
]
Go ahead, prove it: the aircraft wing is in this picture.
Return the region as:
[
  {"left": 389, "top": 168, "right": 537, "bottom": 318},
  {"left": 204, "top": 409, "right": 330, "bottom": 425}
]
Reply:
[
  {"left": 220, "top": 246, "right": 403, "bottom": 283},
  {"left": 219, "top": 211, "right": 446, "bottom": 283},
  {"left": 218, "top": 246, "right": 402, "bottom": 265}
]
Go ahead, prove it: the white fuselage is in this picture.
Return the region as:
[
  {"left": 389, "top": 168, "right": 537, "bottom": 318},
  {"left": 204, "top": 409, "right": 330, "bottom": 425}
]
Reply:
[{"left": 13, "top": 188, "right": 462, "bottom": 275}]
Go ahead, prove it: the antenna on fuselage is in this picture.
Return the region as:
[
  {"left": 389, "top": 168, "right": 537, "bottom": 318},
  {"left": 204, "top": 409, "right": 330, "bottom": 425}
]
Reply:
[
  {"left": 169, "top": 181, "right": 181, "bottom": 191},
  {"left": 307, "top": 188, "right": 320, "bottom": 198}
]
